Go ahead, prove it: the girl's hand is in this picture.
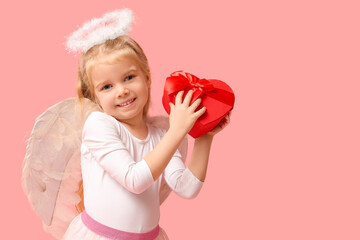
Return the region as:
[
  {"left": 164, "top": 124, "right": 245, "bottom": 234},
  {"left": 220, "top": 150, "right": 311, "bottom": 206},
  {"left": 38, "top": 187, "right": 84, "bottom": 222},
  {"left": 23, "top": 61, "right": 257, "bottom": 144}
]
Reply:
[
  {"left": 169, "top": 90, "right": 206, "bottom": 137},
  {"left": 205, "top": 111, "right": 232, "bottom": 137}
]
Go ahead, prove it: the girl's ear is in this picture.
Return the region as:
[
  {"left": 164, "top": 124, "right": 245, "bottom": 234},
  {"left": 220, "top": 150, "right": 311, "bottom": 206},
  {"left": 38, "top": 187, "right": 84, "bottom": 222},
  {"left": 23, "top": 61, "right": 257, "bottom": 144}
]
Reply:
[{"left": 146, "top": 77, "right": 151, "bottom": 88}]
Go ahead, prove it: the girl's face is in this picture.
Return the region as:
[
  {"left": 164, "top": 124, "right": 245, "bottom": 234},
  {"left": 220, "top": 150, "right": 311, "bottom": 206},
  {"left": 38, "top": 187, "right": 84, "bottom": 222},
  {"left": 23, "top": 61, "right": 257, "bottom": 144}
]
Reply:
[{"left": 91, "top": 56, "right": 150, "bottom": 124}]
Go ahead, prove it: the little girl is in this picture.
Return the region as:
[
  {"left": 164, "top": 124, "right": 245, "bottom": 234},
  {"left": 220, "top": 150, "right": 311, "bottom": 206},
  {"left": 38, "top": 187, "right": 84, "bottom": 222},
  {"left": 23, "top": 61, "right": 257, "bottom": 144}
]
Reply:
[{"left": 25, "top": 9, "right": 231, "bottom": 240}]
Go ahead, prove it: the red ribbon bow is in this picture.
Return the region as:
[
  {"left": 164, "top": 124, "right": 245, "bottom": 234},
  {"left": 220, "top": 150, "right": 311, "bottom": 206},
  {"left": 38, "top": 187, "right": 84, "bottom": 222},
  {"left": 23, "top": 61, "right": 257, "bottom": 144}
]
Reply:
[
  {"left": 163, "top": 71, "right": 234, "bottom": 107},
  {"left": 164, "top": 71, "right": 215, "bottom": 103}
]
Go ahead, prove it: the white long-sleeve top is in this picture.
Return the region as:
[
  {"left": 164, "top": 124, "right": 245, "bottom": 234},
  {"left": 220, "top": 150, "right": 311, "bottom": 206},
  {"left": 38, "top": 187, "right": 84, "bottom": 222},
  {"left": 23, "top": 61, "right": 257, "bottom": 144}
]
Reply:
[{"left": 81, "top": 112, "right": 203, "bottom": 233}]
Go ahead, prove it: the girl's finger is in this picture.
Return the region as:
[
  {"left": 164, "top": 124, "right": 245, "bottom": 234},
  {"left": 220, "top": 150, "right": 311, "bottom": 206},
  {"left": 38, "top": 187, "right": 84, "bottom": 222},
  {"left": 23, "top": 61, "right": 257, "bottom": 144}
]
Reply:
[
  {"left": 175, "top": 91, "right": 185, "bottom": 105},
  {"left": 189, "top": 98, "right": 202, "bottom": 112},
  {"left": 183, "top": 90, "right": 194, "bottom": 106},
  {"left": 194, "top": 106, "right": 206, "bottom": 119},
  {"left": 225, "top": 115, "right": 230, "bottom": 123}
]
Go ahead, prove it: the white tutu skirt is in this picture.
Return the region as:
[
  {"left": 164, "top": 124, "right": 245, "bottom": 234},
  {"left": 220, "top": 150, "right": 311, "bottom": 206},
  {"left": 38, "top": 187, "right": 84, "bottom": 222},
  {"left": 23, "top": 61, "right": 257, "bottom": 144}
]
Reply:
[{"left": 62, "top": 213, "right": 169, "bottom": 240}]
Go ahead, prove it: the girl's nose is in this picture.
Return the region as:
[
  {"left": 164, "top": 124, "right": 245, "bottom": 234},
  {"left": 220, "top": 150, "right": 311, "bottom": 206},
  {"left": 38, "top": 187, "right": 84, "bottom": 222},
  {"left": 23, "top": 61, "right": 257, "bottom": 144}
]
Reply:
[{"left": 116, "top": 85, "right": 129, "bottom": 97}]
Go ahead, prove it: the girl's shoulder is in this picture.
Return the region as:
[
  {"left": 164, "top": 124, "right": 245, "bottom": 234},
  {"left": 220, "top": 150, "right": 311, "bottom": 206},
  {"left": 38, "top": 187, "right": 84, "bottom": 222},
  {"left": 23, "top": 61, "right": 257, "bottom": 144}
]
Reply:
[
  {"left": 87, "top": 110, "right": 115, "bottom": 120},
  {"left": 85, "top": 111, "right": 119, "bottom": 127},
  {"left": 83, "top": 111, "right": 121, "bottom": 138}
]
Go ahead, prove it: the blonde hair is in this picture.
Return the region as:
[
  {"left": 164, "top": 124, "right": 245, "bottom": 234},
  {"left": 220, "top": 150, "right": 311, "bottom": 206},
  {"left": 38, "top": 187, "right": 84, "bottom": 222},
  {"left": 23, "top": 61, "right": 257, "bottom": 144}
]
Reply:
[{"left": 75, "top": 36, "right": 151, "bottom": 213}]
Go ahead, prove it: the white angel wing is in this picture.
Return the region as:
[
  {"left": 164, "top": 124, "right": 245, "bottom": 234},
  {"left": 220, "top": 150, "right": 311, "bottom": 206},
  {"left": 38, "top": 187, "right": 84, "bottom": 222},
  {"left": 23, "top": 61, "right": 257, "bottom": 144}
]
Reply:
[
  {"left": 146, "top": 116, "right": 188, "bottom": 205},
  {"left": 22, "top": 98, "right": 188, "bottom": 239},
  {"left": 22, "top": 98, "right": 99, "bottom": 239}
]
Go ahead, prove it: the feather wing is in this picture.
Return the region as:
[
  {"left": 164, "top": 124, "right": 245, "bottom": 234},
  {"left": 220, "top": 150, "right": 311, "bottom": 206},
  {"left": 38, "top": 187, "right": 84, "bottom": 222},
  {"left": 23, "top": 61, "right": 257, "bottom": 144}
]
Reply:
[{"left": 22, "top": 98, "right": 99, "bottom": 239}]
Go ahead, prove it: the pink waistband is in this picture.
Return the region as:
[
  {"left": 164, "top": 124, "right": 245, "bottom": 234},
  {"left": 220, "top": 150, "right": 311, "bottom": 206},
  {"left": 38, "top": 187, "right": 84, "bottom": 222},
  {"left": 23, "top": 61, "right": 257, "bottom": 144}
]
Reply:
[{"left": 81, "top": 210, "right": 159, "bottom": 240}]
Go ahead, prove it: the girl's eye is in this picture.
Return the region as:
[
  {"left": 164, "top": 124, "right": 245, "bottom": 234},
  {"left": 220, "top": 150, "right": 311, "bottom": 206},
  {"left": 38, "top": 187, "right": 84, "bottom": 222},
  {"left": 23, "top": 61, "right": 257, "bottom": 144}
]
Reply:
[
  {"left": 102, "top": 84, "right": 112, "bottom": 90},
  {"left": 125, "top": 75, "right": 135, "bottom": 81}
]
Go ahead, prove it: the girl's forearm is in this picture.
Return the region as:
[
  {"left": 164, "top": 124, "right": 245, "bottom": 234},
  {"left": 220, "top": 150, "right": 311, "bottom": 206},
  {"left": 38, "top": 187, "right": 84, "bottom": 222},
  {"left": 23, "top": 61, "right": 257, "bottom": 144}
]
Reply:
[
  {"left": 187, "top": 134, "right": 213, "bottom": 182},
  {"left": 144, "top": 128, "right": 186, "bottom": 180}
]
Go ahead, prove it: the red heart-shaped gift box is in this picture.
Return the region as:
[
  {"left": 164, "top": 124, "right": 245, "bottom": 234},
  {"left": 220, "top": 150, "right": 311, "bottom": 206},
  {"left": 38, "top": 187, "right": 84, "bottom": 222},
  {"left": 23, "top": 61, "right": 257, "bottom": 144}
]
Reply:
[{"left": 162, "top": 71, "right": 235, "bottom": 138}]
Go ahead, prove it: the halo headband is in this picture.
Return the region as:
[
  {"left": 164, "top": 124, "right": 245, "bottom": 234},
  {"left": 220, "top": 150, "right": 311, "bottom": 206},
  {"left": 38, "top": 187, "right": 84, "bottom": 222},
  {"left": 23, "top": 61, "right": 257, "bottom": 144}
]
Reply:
[{"left": 66, "top": 9, "right": 134, "bottom": 53}]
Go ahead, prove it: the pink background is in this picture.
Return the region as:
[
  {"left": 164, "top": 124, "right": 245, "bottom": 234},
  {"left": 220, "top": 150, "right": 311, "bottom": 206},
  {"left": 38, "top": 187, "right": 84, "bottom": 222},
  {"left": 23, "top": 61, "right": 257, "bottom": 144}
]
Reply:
[{"left": 2, "top": 0, "right": 359, "bottom": 239}]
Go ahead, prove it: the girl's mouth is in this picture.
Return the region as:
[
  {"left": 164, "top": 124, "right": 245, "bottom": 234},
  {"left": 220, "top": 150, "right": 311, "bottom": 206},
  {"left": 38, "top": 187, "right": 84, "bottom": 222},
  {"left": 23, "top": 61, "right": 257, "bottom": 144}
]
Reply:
[{"left": 117, "top": 98, "right": 136, "bottom": 107}]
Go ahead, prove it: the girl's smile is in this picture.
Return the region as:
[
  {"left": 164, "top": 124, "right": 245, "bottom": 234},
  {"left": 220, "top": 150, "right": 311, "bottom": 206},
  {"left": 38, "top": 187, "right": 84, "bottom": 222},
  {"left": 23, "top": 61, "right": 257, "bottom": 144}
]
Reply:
[{"left": 117, "top": 97, "right": 136, "bottom": 107}]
